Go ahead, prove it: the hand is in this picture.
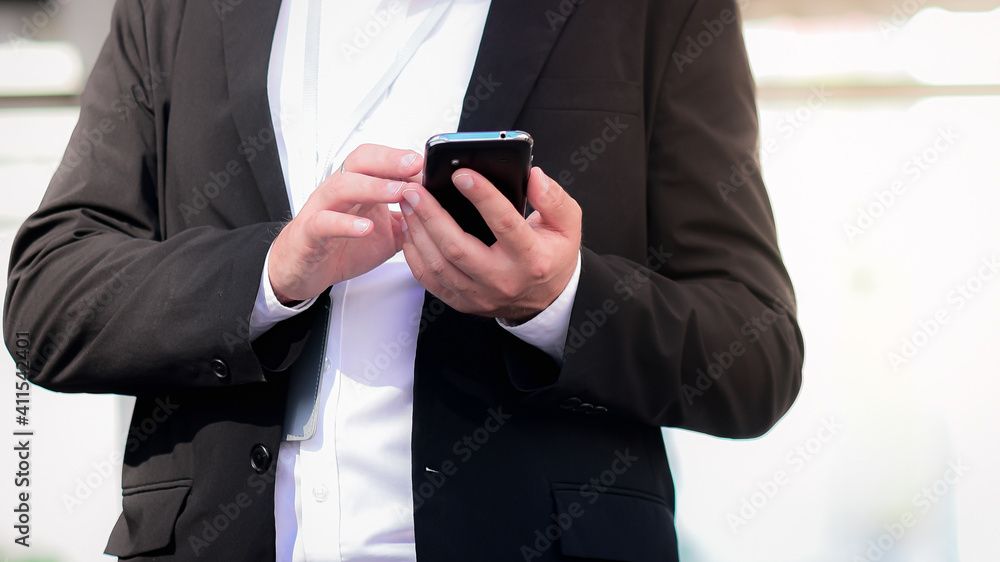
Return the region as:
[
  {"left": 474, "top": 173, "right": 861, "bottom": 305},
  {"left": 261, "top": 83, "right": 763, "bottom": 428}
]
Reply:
[
  {"left": 399, "top": 167, "right": 582, "bottom": 322},
  {"left": 268, "top": 144, "right": 423, "bottom": 304}
]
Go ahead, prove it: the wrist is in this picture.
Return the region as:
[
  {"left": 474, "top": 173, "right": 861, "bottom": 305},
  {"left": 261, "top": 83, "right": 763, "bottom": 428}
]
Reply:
[
  {"left": 267, "top": 253, "right": 303, "bottom": 306},
  {"left": 272, "top": 287, "right": 303, "bottom": 307}
]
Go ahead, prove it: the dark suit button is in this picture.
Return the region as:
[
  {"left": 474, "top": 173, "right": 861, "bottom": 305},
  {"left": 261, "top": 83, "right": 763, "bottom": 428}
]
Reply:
[
  {"left": 571, "top": 403, "right": 594, "bottom": 413},
  {"left": 250, "top": 444, "right": 271, "bottom": 473},
  {"left": 211, "top": 359, "right": 230, "bottom": 379},
  {"left": 560, "top": 397, "right": 582, "bottom": 410},
  {"left": 586, "top": 406, "right": 608, "bottom": 415}
]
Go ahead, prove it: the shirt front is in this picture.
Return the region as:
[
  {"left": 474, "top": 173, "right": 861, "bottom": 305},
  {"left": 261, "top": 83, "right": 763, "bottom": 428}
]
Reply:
[
  {"left": 257, "top": 0, "right": 580, "bottom": 559},
  {"left": 265, "top": 2, "right": 491, "bottom": 559}
]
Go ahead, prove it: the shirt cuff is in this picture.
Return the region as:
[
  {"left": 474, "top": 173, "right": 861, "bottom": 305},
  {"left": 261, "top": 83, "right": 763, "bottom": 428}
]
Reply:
[
  {"left": 249, "top": 246, "right": 318, "bottom": 341},
  {"left": 496, "top": 250, "right": 582, "bottom": 366}
]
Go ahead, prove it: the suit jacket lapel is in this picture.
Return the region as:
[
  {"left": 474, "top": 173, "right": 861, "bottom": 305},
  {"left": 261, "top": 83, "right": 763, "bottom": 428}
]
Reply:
[
  {"left": 412, "top": 0, "right": 577, "bottom": 492},
  {"left": 219, "top": 0, "right": 574, "bottom": 219},
  {"left": 458, "top": 0, "right": 576, "bottom": 131},
  {"left": 221, "top": 0, "right": 290, "bottom": 223},
  {"left": 221, "top": 3, "right": 331, "bottom": 442}
]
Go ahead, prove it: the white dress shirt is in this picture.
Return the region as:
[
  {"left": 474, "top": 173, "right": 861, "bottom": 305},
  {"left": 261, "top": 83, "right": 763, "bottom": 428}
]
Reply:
[{"left": 252, "top": 1, "right": 582, "bottom": 559}]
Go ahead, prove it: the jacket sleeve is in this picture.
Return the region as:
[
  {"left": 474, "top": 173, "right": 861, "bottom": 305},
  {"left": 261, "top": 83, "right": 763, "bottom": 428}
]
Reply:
[
  {"left": 2, "top": 0, "right": 290, "bottom": 396},
  {"left": 505, "top": 0, "right": 804, "bottom": 439}
]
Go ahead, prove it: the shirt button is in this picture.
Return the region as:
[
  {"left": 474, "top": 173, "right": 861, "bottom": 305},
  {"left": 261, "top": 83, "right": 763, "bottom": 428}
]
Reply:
[
  {"left": 250, "top": 444, "right": 271, "bottom": 473},
  {"left": 357, "top": 119, "right": 368, "bottom": 131},
  {"left": 323, "top": 357, "right": 332, "bottom": 373},
  {"left": 560, "top": 397, "right": 583, "bottom": 410},
  {"left": 211, "top": 358, "right": 230, "bottom": 379},
  {"left": 312, "top": 484, "right": 329, "bottom": 502}
]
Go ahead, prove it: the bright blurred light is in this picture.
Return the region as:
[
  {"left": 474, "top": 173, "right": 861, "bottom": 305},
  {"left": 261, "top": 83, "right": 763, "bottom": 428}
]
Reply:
[
  {"left": 744, "top": 8, "right": 1000, "bottom": 86},
  {"left": 0, "top": 41, "right": 85, "bottom": 95},
  {"left": 897, "top": 7, "right": 1000, "bottom": 85},
  {"left": 744, "top": 17, "right": 910, "bottom": 84},
  {"left": 0, "top": 107, "right": 79, "bottom": 221}
]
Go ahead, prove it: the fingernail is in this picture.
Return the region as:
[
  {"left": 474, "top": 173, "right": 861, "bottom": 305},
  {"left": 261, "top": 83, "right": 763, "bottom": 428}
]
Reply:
[
  {"left": 400, "top": 219, "right": 408, "bottom": 232},
  {"left": 354, "top": 219, "right": 371, "bottom": 233},
  {"left": 454, "top": 173, "right": 474, "bottom": 191},
  {"left": 386, "top": 181, "right": 404, "bottom": 196},
  {"left": 538, "top": 168, "right": 550, "bottom": 194},
  {"left": 402, "top": 189, "right": 420, "bottom": 208},
  {"left": 401, "top": 153, "right": 418, "bottom": 168},
  {"left": 400, "top": 201, "right": 414, "bottom": 216}
]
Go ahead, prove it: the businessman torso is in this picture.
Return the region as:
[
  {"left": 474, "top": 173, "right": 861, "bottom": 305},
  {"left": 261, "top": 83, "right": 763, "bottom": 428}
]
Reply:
[{"left": 7, "top": 0, "right": 801, "bottom": 560}]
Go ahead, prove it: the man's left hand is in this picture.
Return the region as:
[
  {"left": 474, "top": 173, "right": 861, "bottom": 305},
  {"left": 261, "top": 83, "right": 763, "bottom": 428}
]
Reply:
[{"left": 399, "top": 167, "right": 582, "bottom": 323}]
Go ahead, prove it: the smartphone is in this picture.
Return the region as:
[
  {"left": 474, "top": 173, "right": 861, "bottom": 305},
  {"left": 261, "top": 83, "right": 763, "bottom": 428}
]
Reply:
[{"left": 422, "top": 131, "right": 533, "bottom": 245}]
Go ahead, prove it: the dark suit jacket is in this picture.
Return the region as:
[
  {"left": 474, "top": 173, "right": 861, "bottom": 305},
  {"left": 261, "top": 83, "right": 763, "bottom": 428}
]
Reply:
[{"left": 3, "top": 0, "right": 803, "bottom": 560}]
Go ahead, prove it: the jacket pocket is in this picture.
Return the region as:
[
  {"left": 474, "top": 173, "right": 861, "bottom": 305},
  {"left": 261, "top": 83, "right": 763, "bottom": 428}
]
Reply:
[
  {"left": 105, "top": 478, "right": 193, "bottom": 557},
  {"left": 551, "top": 482, "right": 678, "bottom": 562}
]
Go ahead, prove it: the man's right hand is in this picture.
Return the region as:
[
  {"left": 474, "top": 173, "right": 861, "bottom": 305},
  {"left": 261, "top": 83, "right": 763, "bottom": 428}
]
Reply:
[{"left": 267, "top": 144, "right": 424, "bottom": 305}]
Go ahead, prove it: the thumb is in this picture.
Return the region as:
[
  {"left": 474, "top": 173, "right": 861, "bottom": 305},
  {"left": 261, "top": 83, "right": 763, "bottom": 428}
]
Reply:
[{"left": 526, "top": 167, "right": 578, "bottom": 232}]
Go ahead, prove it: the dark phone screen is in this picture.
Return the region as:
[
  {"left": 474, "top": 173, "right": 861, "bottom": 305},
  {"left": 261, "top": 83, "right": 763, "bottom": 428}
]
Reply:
[{"left": 422, "top": 138, "right": 531, "bottom": 245}]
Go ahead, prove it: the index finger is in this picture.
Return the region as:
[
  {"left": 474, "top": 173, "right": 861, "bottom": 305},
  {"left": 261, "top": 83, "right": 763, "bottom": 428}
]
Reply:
[
  {"left": 450, "top": 169, "right": 536, "bottom": 255},
  {"left": 342, "top": 143, "right": 424, "bottom": 181}
]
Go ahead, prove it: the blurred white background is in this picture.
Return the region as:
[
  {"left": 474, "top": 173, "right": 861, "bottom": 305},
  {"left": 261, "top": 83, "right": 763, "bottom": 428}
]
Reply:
[{"left": 1, "top": 1, "right": 998, "bottom": 560}]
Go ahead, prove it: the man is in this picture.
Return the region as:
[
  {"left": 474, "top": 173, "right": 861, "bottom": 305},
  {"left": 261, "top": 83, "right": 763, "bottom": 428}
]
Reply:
[{"left": 4, "top": 0, "right": 803, "bottom": 560}]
